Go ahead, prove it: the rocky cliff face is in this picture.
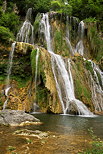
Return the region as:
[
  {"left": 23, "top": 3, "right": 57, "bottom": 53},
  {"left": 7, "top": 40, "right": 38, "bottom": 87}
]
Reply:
[
  {"left": 0, "top": 42, "right": 62, "bottom": 113},
  {"left": 0, "top": 12, "right": 103, "bottom": 114}
]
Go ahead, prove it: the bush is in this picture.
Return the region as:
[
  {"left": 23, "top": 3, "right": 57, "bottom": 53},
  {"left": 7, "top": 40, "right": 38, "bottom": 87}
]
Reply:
[
  {"left": 0, "top": 26, "right": 14, "bottom": 44},
  {"left": 84, "top": 17, "right": 98, "bottom": 23},
  {"left": 51, "top": 0, "right": 72, "bottom": 15},
  {"left": 51, "top": 1, "right": 61, "bottom": 11},
  {"left": 0, "top": 12, "right": 20, "bottom": 34}
]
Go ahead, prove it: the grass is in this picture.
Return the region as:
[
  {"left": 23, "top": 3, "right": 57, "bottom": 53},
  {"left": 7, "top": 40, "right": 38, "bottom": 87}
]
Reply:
[
  {"left": 78, "top": 128, "right": 103, "bottom": 154},
  {"left": 7, "top": 146, "right": 16, "bottom": 151}
]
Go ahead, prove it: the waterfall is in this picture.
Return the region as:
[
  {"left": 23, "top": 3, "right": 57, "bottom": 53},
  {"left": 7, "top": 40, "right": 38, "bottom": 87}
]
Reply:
[
  {"left": 3, "top": 42, "right": 16, "bottom": 110},
  {"left": 40, "top": 13, "right": 93, "bottom": 115},
  {"left": 88, "top": 60, "right": 103, "bottom": 112},
  {"left": 75, "top": 21, "right": 85, "bottom": 56},
  {"left": 35, "top": 48, "right": 39, "bottom": 91},
  {"left": 17, "top": 8, "right": 34, "bottom": 44},
  {"left": 65, "top": 17, "right": 84, "bottom": 56},
  {"left": 32, "top": 48, "right": 40, "bottom": 112},
  {"left": 40, "top": 13, "right": 52, "bottom": 52}
]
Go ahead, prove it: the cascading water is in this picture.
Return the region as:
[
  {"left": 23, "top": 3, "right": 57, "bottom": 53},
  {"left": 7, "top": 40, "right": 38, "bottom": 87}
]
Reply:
[
  {"left": 32, "top": 48, "right": 40, "bottom": 112},
  {"left": 88, "top": 60, "right": 103, "bottom": 112},
  {"left": 3, "top": 8, "right": 34, "bottom": 110},
  {"left": 3, "top": 42, "right": 16, "bottom": 110},
  {"left": 35, "top": 48, "right": 39, "bottom": 92},
  {"left": 17, "top": 8, "right": 34, "bottom": 44},
  {"left": 75, "top": 21, "right": 85, "bottom": 56},
  {"left": 65, "top": 17, "right": 84, "bottom": 56},
  {"left": 40, "top": 13, "right": 93, "bottom": 115},
  {"left": 40, "top": 13, "right": 52, "bottom": 52}
]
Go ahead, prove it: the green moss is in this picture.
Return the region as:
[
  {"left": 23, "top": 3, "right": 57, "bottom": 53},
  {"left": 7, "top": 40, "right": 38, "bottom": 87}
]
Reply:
[
  {"left": 74, "top": 79, "right": 82, "bottom": 99},
  {"left": 30, "top": 49, "right": 37, "bottom": 76},
  {"left": 54, "top": 30, "right": 62, "bottom": 51},
  {"left": 33, "top": 13, "right": 42, "bottom": 36},
  {"left": 11, "top": 76, "right": 29, "bottom": 88},
  {"left": 88, "top": 25, "right": 103, "bottom": 61},
  {"left": 96, "top": 71, "right": 102, "bottom": 88},
  {"left": 74, "top": 78, "right": 91, "bottom": 103},
  {"left": 85, "top": 61, "right": 94, "bottom": 75},
  {"left": 72, "top": 58, "right": 92, "bottom": 107},
  {"left": 54, "top": 29, "right": 69, "bottom": 57},
  {"left": 37, "top": 86, "right": 50, "bottom": 109}
]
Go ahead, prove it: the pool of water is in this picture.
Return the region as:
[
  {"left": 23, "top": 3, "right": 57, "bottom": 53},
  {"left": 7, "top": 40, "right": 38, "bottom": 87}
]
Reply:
[
  {"left": 31, "top": 113, "right": 103, "bottom": 138},
  {"left": 0, "top": 113, "right": 103, "bottom": 154}
]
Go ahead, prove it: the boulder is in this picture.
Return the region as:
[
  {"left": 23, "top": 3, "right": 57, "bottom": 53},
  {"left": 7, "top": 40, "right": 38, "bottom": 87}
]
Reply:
[{"left": 0, "top": 110, "right": 40, "bottom": 126}]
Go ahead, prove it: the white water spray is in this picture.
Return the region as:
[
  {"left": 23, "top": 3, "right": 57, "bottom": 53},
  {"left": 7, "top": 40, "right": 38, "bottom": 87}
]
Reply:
[
  {"left": 3, "top": 42, "right": 16, "bottom": 110},
  {"left": 40, "top": 13, "right": 93, "bottom": 115},
  {"left": 35, "top": 48, "right": 39, "bottom": 90},
  {"left": 17, "top": 8, "right": 34, "bottom": 44},
  {"left": 88, "top": 60, "right": 103, "bottom": 112},
  {"left": 75, "top": 21, "right": 85, "bottom": 56}
]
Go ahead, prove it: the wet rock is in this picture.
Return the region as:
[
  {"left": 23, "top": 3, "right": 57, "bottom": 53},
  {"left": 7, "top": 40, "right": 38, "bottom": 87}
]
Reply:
[
  {"left": 0, "top": 110, "right": 40, "bottom": 126},
  {"left": 14, "top": 129, "right": 48, "bottom": 139},
  {"left": 15, "top": 42, "right": 34, "bottom": 54}
]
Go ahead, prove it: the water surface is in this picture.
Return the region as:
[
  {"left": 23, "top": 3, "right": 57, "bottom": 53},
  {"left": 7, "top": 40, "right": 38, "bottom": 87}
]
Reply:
[{"left": 32, "top": 113, "right": 103, "bottom": 138}]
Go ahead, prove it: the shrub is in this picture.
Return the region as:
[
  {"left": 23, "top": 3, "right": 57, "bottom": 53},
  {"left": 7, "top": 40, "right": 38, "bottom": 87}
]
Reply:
[
  {"left": 51, "top": 1, "right": 61, "bottom": 11},
  {"left": 0, "top": 12, "right": 20, "bottom": 34},
  {"left": 84, "top": 17, "right": 98, "bottom": 23},
  {"left": 0, "top": 26, "right": 14, "bottom": 44}
]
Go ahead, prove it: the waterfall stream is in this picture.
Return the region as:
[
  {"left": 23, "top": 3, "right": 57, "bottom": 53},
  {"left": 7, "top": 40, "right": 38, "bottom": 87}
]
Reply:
[
  {"left": 40, "top": 13, "right": 93, "bottom": 115},
  {"left": 3, "top": 42, "right": 16, "bottom": 110},
  {"left": 35, "top": 48, "right": 39, "bottom": 91},
  {"left": 66, "top": 17, "right": 85, "bottom": 56},
  {"left": 3, "top": 8, "right": 34, "bottom": 110},
  {"left": 17, "top": 8, "right": 34, "bottom": 44},
  {"left": 88, "top": 60, "right": 103, "bottom": 112},
  {"left": 75, "top": 21, "right": 84, "bottom": 56}
]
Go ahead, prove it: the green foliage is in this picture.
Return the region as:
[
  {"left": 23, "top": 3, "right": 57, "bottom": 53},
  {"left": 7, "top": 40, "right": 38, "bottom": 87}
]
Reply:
[
  {"left": 62, "top": 4, "right": 72, "bottom": 15},
  {"left": 33, "top": 0, "right": 51, "bottom": 13},
  {"left": 69, "top": 0, "right": 103, "bottom": 20},
  {"left": 88, "top": 25, "right": 103, "bottom": 61},
  {"left": 80, "top": 128, "right": 103, "bottom": 154},
  {"left": 51, "top": 0, "right": 72, "bottom": 15},
  {"left": 51, "top": 1, "right": 61, "bottom": 11},
  {"left": 7, "top": 146, "right": 16, "bottom": 151},
  {"left": 0, "top": 12, "right": 20, "bottom": 34},
  {"left": 84, "top": 17, "right": 98, "bottom": 23},
  {"left": 0, "top": 26, "right": 14, "bottom": 44},
  {"left": 11, "top": 76, "right": 30, "bottom": 88}
]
